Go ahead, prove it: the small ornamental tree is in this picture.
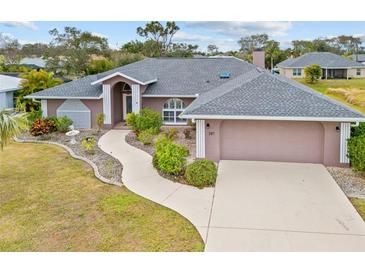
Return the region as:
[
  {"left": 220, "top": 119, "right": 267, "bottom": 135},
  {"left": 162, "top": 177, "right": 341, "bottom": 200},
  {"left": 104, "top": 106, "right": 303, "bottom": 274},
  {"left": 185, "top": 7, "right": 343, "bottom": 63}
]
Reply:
[
  {"left": 96, "top": 113, "right": 105, "bottom": 132},
  {"left": 304, "top": 64, "right": 322, "bottom": 84}
]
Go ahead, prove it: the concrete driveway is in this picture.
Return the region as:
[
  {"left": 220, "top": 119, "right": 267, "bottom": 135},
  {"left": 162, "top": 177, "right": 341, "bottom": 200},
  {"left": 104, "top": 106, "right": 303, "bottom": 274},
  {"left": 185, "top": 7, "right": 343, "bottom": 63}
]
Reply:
[{"left": 205, "top": 161, "right": 365, "bottom": 251}]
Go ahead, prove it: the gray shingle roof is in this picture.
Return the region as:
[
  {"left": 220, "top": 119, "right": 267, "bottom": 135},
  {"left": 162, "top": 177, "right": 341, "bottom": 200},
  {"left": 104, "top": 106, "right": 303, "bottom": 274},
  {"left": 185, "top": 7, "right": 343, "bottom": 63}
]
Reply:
[
  {"left": 182, "top": 70, "right": 365, "bottom": 119},
  {"left": 28, "top": 57, "right": 257, "bottom": 98},
  {"left": 277, "top": 52, "right": 365, "bottom": 68},
  {"left": 0, "top": 75, "right": 22, "bottom": 93},
  {"left": 27, "top": 74, "right": 102, "bottom": 98}
]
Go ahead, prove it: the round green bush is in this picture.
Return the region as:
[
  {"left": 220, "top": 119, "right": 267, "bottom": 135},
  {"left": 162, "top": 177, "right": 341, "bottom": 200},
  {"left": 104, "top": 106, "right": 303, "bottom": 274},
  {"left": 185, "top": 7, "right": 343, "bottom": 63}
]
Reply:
[{"left": 185, "top": 159, "right": 217, "bottom": 188}]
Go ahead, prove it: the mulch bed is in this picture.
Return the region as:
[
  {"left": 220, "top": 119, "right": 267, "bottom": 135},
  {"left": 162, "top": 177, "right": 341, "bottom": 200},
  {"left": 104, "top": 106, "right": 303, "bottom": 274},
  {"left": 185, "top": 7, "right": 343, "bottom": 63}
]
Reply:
[
  {"left": 20, "top": 130, "right": 123, "bottom": 183},
  {"left": 327, "top": 167, "right": 365, "bottom": 199}
]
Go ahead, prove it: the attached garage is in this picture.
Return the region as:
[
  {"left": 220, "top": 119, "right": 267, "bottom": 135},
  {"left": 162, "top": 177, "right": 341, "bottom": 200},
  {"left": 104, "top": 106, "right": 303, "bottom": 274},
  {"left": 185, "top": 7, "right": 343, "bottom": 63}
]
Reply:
[
  {"left": 57, "top": 99, "right": 91, "bottom": 129},
  {"left": 219, "top": 120, "right": 325, "bottom": 163}
]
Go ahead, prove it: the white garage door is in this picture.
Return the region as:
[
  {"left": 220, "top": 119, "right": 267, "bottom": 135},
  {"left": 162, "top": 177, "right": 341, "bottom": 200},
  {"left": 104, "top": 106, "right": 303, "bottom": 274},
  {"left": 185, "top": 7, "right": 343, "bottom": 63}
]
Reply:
[{"left": 57, "top": 99, "right": 91, "bottom": 129}]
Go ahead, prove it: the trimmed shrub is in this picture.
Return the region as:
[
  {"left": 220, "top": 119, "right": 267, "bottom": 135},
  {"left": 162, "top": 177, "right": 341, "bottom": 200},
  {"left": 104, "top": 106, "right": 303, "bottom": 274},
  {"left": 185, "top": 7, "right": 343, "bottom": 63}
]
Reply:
[
  {"left": 185, "top": 159, "right": 217, "bottom": 188},
  {"left": 30, "top": 118, "right": 56, "bottom": 136},
  {"left": 55, "top": 116, "right": 73, "bottom": 132},
  {"left": 138, "top": 128, "right": 155, "bottom": 145},
  {"left": 81, "top": 136, "right": 96, "bottom": 154},
  {"left": 155, "top": 142, "right": 188, "bottom": 175},
  {"left": 352, "top": 122, "right": 365, "bottom": 137},
  {"left": 135, "top": 108, "right": 162, "bottom": 134},
  {"left": 126, "top": 108, "right": 162, "bottom": 134},
  {"left": 126, "top": 112, "right": 137, "bottom": 131},
  {"left": 348, "top": 135, "right": 365, "bottom": 171},
  {"left": 154, "top": 136, "right": 188, "bottom": 175}
]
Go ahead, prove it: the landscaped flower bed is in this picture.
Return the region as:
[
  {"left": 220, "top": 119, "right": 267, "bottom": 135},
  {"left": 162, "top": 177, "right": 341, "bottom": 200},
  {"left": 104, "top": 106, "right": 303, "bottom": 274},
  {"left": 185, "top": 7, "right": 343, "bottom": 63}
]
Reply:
[{"left": 19, "top": 130, "right": 122, "bottom": 184}]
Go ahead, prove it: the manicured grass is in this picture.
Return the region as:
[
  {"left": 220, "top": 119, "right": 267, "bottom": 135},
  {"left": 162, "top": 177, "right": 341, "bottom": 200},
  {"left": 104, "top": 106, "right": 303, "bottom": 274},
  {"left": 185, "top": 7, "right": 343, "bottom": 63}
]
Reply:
[
  {"left": 296, "top": 78, "right": 365, "bottom": 114},
  {"left": 350, "top": 197, "right": 365, "bottom": 221},
  {"left": 0, "top": 142, "right": 204, "bottom": 251}
]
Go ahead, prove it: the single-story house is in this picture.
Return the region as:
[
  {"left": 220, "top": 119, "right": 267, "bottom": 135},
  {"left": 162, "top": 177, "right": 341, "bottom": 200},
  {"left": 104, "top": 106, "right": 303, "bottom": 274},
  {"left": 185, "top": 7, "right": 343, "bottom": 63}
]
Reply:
[
  {"left": 277, "top": 52, "right": 365, "bottom": 79},
  {"left": 351, "top": 54, "right": 365, "bottom": 65},
  {"left": 26, "top": 57, "right": 365, "bottom": 166},
  {"left": 0, "top": 74, "right": 22, "bottom": 110}
]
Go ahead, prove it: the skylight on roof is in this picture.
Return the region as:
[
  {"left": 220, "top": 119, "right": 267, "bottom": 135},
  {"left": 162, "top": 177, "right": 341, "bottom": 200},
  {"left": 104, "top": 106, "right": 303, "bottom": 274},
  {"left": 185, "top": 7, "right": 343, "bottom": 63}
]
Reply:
[{"left": 219, "top": 71, "right": 231, "bottom": 79}]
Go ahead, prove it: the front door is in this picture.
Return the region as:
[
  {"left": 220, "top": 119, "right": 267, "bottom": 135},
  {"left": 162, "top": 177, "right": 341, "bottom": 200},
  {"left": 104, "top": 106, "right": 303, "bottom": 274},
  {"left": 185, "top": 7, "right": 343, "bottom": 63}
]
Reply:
[{"left": 123, "top": 94, "right": 132, "bottom": 120}]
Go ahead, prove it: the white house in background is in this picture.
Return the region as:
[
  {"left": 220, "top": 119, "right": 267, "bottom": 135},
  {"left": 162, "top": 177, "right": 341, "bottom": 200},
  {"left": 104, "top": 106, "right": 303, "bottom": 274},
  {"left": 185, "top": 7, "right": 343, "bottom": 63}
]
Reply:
[
  {"left": 277, "top": 52, "right": 365, "bottom": 79},
  {"left": 351, "top": 54, "right": 365, "bottom": 65},
  {"left": 19, "top": 57, "right": 46, "bottom": 69},
  {"left": 0, "top": 75, "right": 22, "bottom": 110}
]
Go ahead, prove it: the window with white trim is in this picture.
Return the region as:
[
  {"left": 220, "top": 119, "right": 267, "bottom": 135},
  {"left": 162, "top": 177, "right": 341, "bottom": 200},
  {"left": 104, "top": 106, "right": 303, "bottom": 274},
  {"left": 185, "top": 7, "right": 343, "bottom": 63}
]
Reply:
[
  {"left": 122, "top": 83, "right": 131, "bottom": 91},
  {"left": 293, "top": 68, "right": 302, "bottom": 76},
  {"left": 356, "top": 68, "right": 361, "bottom": 76},
  {"left": 163, "top": 98, "right": 187, "bottom": 124}
]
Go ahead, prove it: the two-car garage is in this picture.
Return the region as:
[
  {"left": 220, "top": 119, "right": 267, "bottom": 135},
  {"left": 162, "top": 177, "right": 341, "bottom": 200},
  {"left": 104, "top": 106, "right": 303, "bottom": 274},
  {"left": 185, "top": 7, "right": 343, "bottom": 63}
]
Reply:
[
  {"left": 204, "top": 119, "right": 348, "bottom": 166},
  {"left": 220, "top": 120, "right": 325, "bottom": 163}
]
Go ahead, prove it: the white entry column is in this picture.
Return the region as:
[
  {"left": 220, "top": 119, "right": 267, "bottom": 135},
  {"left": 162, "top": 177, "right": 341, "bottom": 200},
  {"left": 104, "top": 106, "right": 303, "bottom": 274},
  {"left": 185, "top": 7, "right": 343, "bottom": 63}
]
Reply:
[
  {"left": 102, "top": 84, "right": 112, "bottom": 125},
  {"left": 41, "top": 99, "right": 48, "bottom": 117},
  {"left": 131, "top": 84, "right": 141, "bottom": 113},
  {"left": 196, "top": 119, "right": 206, "bottom": 158},
  {"left": 340, "top": 122, "right": 351, "bottom": 164}
]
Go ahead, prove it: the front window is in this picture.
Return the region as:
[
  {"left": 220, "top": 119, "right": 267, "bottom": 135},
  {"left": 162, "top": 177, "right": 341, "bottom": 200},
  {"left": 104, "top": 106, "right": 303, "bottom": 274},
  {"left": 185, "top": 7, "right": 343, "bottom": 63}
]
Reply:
[
  {"left": 122, "top": 83, "right": 131, "bottom": 91},
  {"left": 293, "top": 68, "right": 302, "bottom": 76},
  {"left": 163, "top": 98, "right": 187, "bottom": 124},
  {"left": 357, "top": 68, "right": 361, "bottom": 76}
]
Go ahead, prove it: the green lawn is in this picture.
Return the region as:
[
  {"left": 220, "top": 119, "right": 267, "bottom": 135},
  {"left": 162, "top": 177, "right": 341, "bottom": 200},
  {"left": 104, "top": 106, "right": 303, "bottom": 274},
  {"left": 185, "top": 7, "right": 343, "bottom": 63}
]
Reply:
[
  {"left": 350, "top": 197, "right": 365, "bottom": 221},
  {"left": 296, "top": 78, "right": 365, "bottom": 114},
  {"left": 0, "top": 142, "right": 204, "bottom": 251}
]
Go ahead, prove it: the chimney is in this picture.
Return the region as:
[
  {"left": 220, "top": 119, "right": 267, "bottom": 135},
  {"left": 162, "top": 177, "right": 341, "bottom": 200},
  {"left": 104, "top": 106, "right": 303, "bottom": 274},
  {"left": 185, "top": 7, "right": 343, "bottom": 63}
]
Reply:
[{"left": 252, "top": 50, "right": 265, "bottom": 69}]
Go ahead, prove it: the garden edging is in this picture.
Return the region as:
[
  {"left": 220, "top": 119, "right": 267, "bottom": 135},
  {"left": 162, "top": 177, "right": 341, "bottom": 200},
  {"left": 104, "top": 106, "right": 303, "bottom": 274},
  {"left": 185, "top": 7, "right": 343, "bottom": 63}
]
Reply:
[{"left": 14, "top": 137, "right": 122, "bottom": 187}]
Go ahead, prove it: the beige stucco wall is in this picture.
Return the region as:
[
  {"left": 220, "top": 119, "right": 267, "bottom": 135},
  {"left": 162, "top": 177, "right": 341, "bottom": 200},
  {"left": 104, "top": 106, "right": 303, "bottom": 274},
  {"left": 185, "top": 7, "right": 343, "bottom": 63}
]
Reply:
[
  {"left": 279, "top": 68, "right": 305, "bottom": 79},
  {"left": 347, "top": 68, "right": 365, "bottom": 78},
  {"left": 204, "top": 119, "right": 345, "bottom": 167}
]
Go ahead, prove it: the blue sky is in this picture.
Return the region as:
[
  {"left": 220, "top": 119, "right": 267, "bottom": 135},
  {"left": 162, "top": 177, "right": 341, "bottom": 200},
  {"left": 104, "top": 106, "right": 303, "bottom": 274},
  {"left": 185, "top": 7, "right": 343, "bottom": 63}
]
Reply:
[{"left": 1, "top": 21, "right": 365, "bottom": 52}]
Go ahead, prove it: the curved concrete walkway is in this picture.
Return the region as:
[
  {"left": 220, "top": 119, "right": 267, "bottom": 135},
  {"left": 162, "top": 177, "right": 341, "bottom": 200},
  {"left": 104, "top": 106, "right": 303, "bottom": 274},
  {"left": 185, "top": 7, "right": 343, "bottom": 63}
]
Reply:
[{"left": 98, "top": 130, "right": 215, "bottom": 242}]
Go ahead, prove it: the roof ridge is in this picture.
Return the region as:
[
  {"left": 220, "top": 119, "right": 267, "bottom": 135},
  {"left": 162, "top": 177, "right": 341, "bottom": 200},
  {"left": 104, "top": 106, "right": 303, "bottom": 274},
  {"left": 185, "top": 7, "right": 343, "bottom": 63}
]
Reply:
[{"left": 183, "top": 68, "right": 262, "bottom": 114}]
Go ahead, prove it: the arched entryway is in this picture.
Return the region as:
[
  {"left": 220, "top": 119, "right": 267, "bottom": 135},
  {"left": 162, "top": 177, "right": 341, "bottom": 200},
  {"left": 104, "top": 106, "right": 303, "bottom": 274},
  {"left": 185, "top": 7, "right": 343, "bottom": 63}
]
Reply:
[{"left": 111, "top": 82, "right": 132, "bottom": 126}]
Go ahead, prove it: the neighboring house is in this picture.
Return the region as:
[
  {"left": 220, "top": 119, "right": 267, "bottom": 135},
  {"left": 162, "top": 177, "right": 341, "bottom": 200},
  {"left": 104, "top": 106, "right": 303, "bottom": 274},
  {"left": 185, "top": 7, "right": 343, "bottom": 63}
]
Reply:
[
  {"left": 351, "top": 54, "right": 365, "bottom": 65},
  {"left": 19, "top": 57, "right": 46, "bottom": 69},
  {"left": 277, "top": 52, "right": 365, "bottom": 79},
  {"left": 0, "top": 74, "right": 22, "bottom": 110},
  {"left": 26, "top": 57, "right": 365, "bottom": 166}
]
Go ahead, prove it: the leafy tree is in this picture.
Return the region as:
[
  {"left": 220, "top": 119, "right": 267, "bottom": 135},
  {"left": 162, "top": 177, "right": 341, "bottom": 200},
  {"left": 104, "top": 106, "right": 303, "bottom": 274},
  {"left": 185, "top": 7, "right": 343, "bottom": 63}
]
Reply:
[
  {"left": 19, "top": 43, "right": 49, "bottom": 57},
  {"left": 168, "top": 43, "right": 199, "bottom": 57},
  {"left": 0, "top": 33, "right": 21, "bottom": 65},
  {"left": 207, "top": 44, "right": 219, "bottom": 55},
  {"left": 17, "top": 69, "right": 63, "bottom": 111},
  {"left": 304, "top": 64, "right": 322, "bottom": 83},
  {"left": 44, "top": 27, "right": 110, "bottom": 77},
  {"left": 86, "top": 58, "right": 114, "bottom": 75},
  {"left": 136, "top": 21, "right": 180, "bottom": 55},
  {"left": 111, "top": 52, "right": 144, "bottom": 67},
  {"left": 0, "top": 110, "right": 28, "bottom": 151},
  {"left": 238, "top": 34, "right": 269, "bottom": 54},
  {"left": 121, "top": 40, "right": 145, "bottom": 54}
]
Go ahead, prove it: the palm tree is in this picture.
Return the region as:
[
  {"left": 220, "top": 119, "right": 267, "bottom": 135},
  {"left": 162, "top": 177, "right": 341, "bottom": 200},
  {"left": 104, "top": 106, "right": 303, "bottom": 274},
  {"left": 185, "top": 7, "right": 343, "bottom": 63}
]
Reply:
[{"left": 0, "top": 110, "right": 28, "bottom": 151}]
